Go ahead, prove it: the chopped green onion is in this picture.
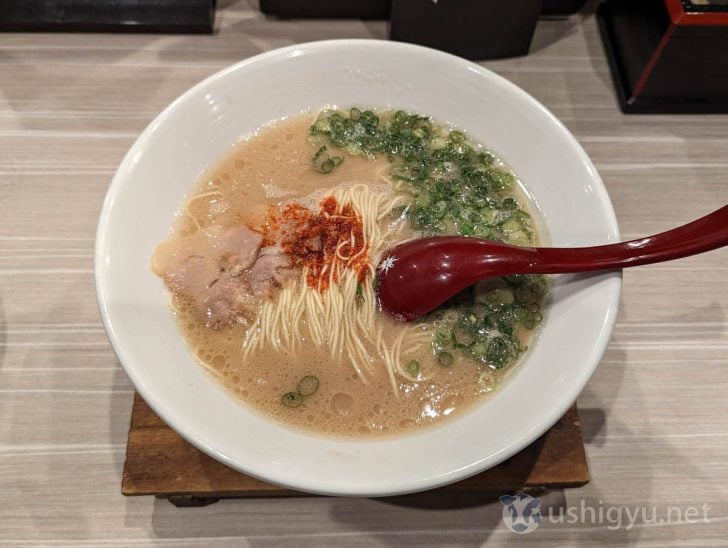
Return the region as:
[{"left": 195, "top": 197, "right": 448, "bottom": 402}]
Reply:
[
  {"left": 405, "top": 359, "right": 421, "bottom": 377},
  {"left": 454, "top": 327, "right": 474, "bottom": 346},
  {"left": 435, "top": 326, "right": 453, "bottom": 342},
  {"left": 490, "top": 289, "right": 515, "bottom": 305},
  {"left": 432, "top": 200, "right": 448, "bottom": 217},
  {"left": 502, "top": 197, "right": 518, "bottom": 210},
  {"left": 449, "top": 130, "right": 466, "bottom": 143},
  {"left": 355, "top": 282, "right": 365, "bottom": 306},
  {"left": 472, "top": 342, "right": 487, "bottom": 357},
  {"left": 472, "top": 302, "right": 487, "bottom": 316},
  {"left": 459, "top": 221, "right": 475, "bottom": 236},
  {"left": 462, "top": 208, "right": 480, "bottom": 223},
  {"left": 438, "top": 351, "right": 454, "bottom": 366},
  {"left": 297, "top": 375, "right": 319, "bottom": 397},
  {"left": 312, "top": 145, "right": 344, "bottom": 174},
  {"left": 309, "top": 108, "right": 550, "bottom": 375},
  {"left": 487, "top": 338, "right": 510, "bottom": 367},
  {"left": 514, "top": 304, "right": 529, "bottom": 321},
  {"left": 281, "top": 392, "right": 303, "bottom": 408}
]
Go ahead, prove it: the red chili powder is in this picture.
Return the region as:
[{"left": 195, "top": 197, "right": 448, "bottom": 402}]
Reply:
[{"left": 261, "top": 197, "right": 368, "bottom": 291}]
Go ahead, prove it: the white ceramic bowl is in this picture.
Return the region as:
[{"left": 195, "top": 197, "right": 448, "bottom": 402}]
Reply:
[{"left": 96, "top": 40, "right": 621, "bottom": 496}]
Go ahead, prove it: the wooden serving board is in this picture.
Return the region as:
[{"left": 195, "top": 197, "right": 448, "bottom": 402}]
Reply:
[{"left": 122, "top": 393, "right": 588, "bottom": 505}]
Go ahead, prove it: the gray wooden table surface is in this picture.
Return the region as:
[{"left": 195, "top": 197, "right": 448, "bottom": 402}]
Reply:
[{"left": 1, "top": 1, "right": 727, "bottom": 545}]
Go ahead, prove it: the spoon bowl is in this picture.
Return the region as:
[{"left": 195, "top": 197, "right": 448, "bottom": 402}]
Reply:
[
  {"left": 377, "top": 237, "right": 533, "bottom": 321},
  {"left": 377, "top": 205, "right": 728, "bottom": 320}
]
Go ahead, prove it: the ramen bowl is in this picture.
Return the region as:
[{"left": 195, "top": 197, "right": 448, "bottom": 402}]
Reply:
[{"left": 96, "top": 40, "right": 620, "bottom": 496}]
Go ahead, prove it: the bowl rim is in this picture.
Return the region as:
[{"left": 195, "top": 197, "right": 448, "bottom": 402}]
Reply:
[{"left": 95, "top": 39, "right": 622, "bottom": 496}]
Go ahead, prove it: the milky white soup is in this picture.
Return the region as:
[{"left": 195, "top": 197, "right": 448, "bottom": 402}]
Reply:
[{"left": 152, "top": 109, "right": 548, "bottom": 437}]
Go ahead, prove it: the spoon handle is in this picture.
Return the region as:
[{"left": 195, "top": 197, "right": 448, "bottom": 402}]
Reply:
[{"left": 529, "top": 205, "right": 728, "bottom": 274}]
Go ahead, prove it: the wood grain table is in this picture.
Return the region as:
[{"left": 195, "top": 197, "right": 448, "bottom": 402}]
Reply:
[{"left": 1, "top": 1, "right": 727, "bottom": 545}]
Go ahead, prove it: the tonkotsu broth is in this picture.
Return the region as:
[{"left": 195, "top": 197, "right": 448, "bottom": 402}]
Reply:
[{"left": 158, "top": 112, "right": 544, "bottom": 437}]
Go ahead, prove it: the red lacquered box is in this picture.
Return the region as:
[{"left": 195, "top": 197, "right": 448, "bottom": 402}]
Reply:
[{"left": 598, "top": 0, "right": 728, "bottom": 113}]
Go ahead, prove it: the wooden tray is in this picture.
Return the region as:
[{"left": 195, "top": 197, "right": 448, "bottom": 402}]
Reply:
[{"left": 122, "top": 393, "right": 588, "bottom": 506}]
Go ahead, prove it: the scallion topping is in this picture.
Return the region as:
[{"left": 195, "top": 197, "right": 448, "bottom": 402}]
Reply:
[
  {"left": 309, "top": 108, "right": 550, "bottom": 374},
  {"left": 438, "top": 351, "right": 454, "bottom": 367},
  {"left": 281, "top": 375, "right": 320, "bottom": 408},
  {"left": 281, "top": 392, "right": 303, "bottom": 408},
  {"left": 312, "top": 145, "right": 343, "bottom": 174},
  {"left": 297, "top": 375, "right": 320, "bottom": 397},
  {"left": 405, "top": 359, "right": 421, "bottom": 377}
]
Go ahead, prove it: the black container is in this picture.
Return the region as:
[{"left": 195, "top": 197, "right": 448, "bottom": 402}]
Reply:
[
  {"left": 390, "top": 0, "right": 543, "bottom": 60},
  {"left": 542, "top": 0, "right": 586, "bottom": 16},
  {"left": 598, "top": 0, "right": 728, "bottom": 113},
  {"left": 0, "top": 0, "right": 215, "bottom": 33},
  {"left": 259, "top": 0, "right": 390, "bottom": 19}
]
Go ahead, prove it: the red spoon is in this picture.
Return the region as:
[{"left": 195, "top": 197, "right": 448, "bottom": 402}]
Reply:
[{"left": 377, "top": 205, "right": 728, "bottom": 321}]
